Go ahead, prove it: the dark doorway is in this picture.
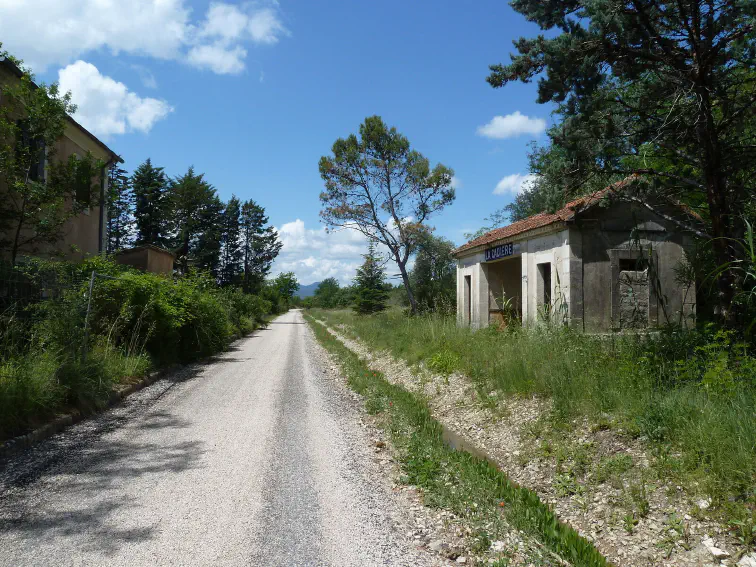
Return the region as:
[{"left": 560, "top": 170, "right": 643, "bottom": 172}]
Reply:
[
  {"left": 537, "top": 262, "right": 552, "bottom": 317},
  {"left": 464, "top": 275, "right": 471, "bottom": 325}
]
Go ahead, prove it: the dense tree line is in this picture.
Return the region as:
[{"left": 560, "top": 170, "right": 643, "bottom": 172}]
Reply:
[
  {"left": 480, "top": 0, "right": 756, "bottom": 324},
  {"left": 106, "top": 159, "right": 282, "bottom": 292}
]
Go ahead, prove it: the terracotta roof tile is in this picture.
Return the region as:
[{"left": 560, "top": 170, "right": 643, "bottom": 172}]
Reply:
[{"left": 452, "top": 178, "right": 637, "bottom": 257}]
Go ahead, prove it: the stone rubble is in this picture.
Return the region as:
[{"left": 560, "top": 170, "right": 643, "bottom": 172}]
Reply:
[
  {"left": 316, "top": 322, "right": 559, "bottom": 566},
  {"left": 318, "top": 320, "right": 747, "bottom": 567}
]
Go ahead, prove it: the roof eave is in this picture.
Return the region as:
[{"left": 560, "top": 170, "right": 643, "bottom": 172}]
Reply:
[
  {"left": 0, "top": 57, "right": 121, "bottom": 165},
  {"left": 452, "top": 220, "right": 570, "bottom": 259}
]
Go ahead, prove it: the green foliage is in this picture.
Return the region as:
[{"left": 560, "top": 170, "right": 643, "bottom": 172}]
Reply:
[
  {"left": 240, "top": 199, "right": 282, "bottom": 294},
  {"left": 167, "top": 166, "right": 223, "bottom": 276},
  {"left": 106, "top": 164, "right": 134, "bottom": 253},
  {"left": 305, "top": 314, "right": 609, "bottom": 567},
  {"left": 121, "top": 160, "right": 283, "bottom": 291},
  {"left": 272, "top": 271, "right": 299, "bottom": 300},
  {"left": 426, "top": 348, "right": 460, "bottom": 376},
  {"left": 312, "top": 308, "right": 756, "bottom": 512},
  {"left": 319, "top": 115, "right": 455, "bottom": 313},
  {"left": 219, "top": 195, "right": 243, "bottom": 286},
  {"left": 0, "top": 258, "right": 272, "bottom": 439},
  {"left": 312, "top": 277, "right": 341, "bottom": 308},
  {"left": 411, "top": 234, "right": 456, "bottom": 314},
  {"left": 352, "top": 243, "right": 389, "bottom": 315},
  {"left": 0, "top": 56, "right": 100, "bottom": 265},
  {"left": 132, "top": 158, "right": 170, "bottom": 247}
]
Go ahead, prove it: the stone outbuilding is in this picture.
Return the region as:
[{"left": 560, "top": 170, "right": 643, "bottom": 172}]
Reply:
[
  {"left": 453, "top": 182, "right": 699, "bottom": 332},
  {"left": 115, "top": 245, "right": 175, "bottom": 275}
]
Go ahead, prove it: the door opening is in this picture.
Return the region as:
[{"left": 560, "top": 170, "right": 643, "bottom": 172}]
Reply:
[
  {"left": 536, "top": 262, "right": 552, "bottom": 318},
  {"left": 464, "top": 275, "right": 472, "bottom": 325}
]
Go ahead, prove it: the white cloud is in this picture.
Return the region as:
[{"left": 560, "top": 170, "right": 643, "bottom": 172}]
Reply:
[
  {"left": 272, "top": 219, "right": 368, "bottom": 285},
  {"left": 187, "top": 3, "right": 288, "bottom": 74},
  {"left": 59, "top": 61, "right": 173, "bottom": 138},
  {"left": 187, "top": 43, "right": 247, "bottom": 75},
  {"left": 131, "top": 64, "right": 158, "bottom": 89},
  {"left": 450, "top": 175, "right": 462, "bottom": 189},
  {"left": 493, "top": 173, "right": 536, "bottom": 196},
  {"left": 0, "top": 0, "right": 288, "bottom": 75},
  {"left": 247, "top": 8, "right": 288, "bottom": 44},
  {"left": 477, "top": 111, "right": 546, "bottom": 139}
]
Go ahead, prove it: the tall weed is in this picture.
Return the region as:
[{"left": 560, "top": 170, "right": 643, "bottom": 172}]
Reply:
[{"left": 312, "top": 308, "right": 756, "bottom": 506}]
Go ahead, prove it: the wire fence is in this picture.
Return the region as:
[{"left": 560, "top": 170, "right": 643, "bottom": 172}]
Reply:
[
  {"left": 0, "top": 262, "right": 125, "bottom": 360},
  {"left": 0, "top": 261, "right": 85, "bottom": 312}
]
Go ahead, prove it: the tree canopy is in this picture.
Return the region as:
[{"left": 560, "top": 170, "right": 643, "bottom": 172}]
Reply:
[
  {"left": 240, "top": 199, "right": 282, "bottom": 293},
  {"left": 411, "top": 234, "right": 456, "bottom": 314},
  {"left": 319, "top": 115, "right": 455, "bottom": 313},
  {"left": 133, "top": 158, "right": 169, "bottom": 248},
  {"left": 488, "top": 0, "right": 756, "bottom": 319}
]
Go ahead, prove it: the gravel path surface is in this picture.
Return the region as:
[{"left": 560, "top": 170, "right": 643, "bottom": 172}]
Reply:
[{"left": 0, "top": 310, "right": 437, "bottom": 566}]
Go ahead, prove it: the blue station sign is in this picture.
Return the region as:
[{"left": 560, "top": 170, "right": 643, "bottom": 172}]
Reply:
[{"left": 485, "top": 242, "right": 519, "bottom": 262}]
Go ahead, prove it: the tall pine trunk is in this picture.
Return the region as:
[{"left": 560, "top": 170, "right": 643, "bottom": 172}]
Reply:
[
  {"left": 697, "top": 84, "right": 737, "bottom": 323},
  {"left": 395, "top": 254, "right": 418, "bottom": 314}
]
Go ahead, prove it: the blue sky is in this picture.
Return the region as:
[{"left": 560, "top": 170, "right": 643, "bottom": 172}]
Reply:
[{"left": 0, "top": 0, "right": 553, "bottom": 285}]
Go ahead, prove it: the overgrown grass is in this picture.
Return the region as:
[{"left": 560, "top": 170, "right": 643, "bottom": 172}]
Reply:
[
  {"left": 305, "top": 313, "right": 611, "bottom": 567},
  {"left": 310, "top": 308, "right": 756, "bottom": 518},
  {"left": 0, "top": 257, "right": 274, "bottom": 440}
]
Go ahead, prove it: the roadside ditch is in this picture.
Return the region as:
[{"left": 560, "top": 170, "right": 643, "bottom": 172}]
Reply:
[
  {"left": 306, "top": 314, "right": 612, "bottom": 567},
  {"left": 309, "top": 316, "right": 755, "bottom": 567}
]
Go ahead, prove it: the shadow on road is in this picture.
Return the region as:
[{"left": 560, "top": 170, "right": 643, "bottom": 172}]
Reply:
[{"left": 0, "top": 367, "right": 207, "bottom": 556}]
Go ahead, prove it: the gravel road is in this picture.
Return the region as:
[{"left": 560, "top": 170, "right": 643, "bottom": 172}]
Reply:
[{"left": 0, "top": 310, "right": 437, "bottom": 566}]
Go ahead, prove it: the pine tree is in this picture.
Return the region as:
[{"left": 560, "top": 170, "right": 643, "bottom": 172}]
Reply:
[
  {"left": 240, "top": 199, "right": 282, "bottom": 293},
  {"left": 194, "top": 195, "right": 224, "bottom": 279},
  {"left": 166, "top": 166, "right": 220, "bottom": 274},
  {"left": 219, "top": 195, "right": 243, "bottom": 286},
  {"left": 106, "top": 164, "right": 134, "bottom": 253},
  {"left": 132, "top": 158, "right": 169, "bottom": 247},
  {"left": 488, "top": 0, "right": 756, "bottom": 320},
  {"left": 353, "top": 243, "right": 389, "bottom": 315}
]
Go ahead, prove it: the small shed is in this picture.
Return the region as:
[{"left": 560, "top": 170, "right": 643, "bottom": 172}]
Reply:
[
  {"left": 453, "top": 182, "right": 699, "bottom": 332},
  {"left": 115, "top": 245, "right": 175, "bottom": 275}
]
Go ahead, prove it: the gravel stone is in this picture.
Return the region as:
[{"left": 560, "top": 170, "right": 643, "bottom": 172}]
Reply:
[{"left": 0, "top": 310, "right": 441, "bottom": 566}]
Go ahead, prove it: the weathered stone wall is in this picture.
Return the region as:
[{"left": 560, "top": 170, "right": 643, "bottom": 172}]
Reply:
[{"left": 576, "top": 201, "right": 696, "bottom": 332}]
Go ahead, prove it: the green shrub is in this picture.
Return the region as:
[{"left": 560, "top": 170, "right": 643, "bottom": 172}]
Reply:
[
  {"left": 426, "top": 348, "right": 461, "bottom": 375},
  {"left": 311, "top": 308, "right": 756, "bottom": 512},
  {"left": 0, "top": 258, "right": 272, "bottom": 439}
]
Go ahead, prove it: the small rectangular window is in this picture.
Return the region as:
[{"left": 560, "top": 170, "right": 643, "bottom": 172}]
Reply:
[
  {"left": 73, "top": 155, "right": 95, "bottom": 207},
  {"left": 619, "top": 258, "right": 645, "bottom": 271},
  {"left": 16, "top": 119, "right": 46, "bottom": 182}
]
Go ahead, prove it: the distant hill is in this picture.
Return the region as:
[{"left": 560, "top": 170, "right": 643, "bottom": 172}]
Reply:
[{"left": 297, "top": 282, "right": 321, "bottom": 298}]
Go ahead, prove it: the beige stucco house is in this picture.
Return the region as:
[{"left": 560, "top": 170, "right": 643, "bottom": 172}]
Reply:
[
  {"left": 0, "top": 56, "right": 121, "bottom": 263},
  {"left": 453, "top": 181, "right": 700, "bottom": 332}
]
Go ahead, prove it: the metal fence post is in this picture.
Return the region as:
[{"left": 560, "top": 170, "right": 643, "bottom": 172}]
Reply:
[{"left": 82, "top": 270, "right": 96, "bottom": 362}]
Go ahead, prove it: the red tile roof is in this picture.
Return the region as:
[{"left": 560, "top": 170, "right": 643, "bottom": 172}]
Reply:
[{"left": 453, "top": 178, "right": 636, "bottom": 257}]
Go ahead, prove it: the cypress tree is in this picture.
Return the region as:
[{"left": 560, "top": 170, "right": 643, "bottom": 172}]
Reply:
[
  {"left": 132, "top": 158, "right": 169, "bottom": 247},
  {"left": 353, "top": 243, "right": 389, "bottom": 315},
  {"left": 106, "top": 164, "right": 134, "bottom": 253},
  {"left": 240, "top": 199, "right": 282, "bottom": 293},
  {"left": 219, "top": 195, "right": 243, "bottom": 286}
]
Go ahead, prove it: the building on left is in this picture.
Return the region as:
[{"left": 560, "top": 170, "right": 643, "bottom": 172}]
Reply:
[{"left": 0, "top": 56, "right": 122, "bottom": 263}]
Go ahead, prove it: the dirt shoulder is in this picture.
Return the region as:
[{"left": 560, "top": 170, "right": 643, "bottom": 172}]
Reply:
[{"left": 318, "top": 320, "right": 754, "bottom": 567}]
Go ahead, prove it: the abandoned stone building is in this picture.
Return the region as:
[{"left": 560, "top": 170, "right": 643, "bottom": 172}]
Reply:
[{"left": 453, "top": 182, "right": 699, "bottom": 332}]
